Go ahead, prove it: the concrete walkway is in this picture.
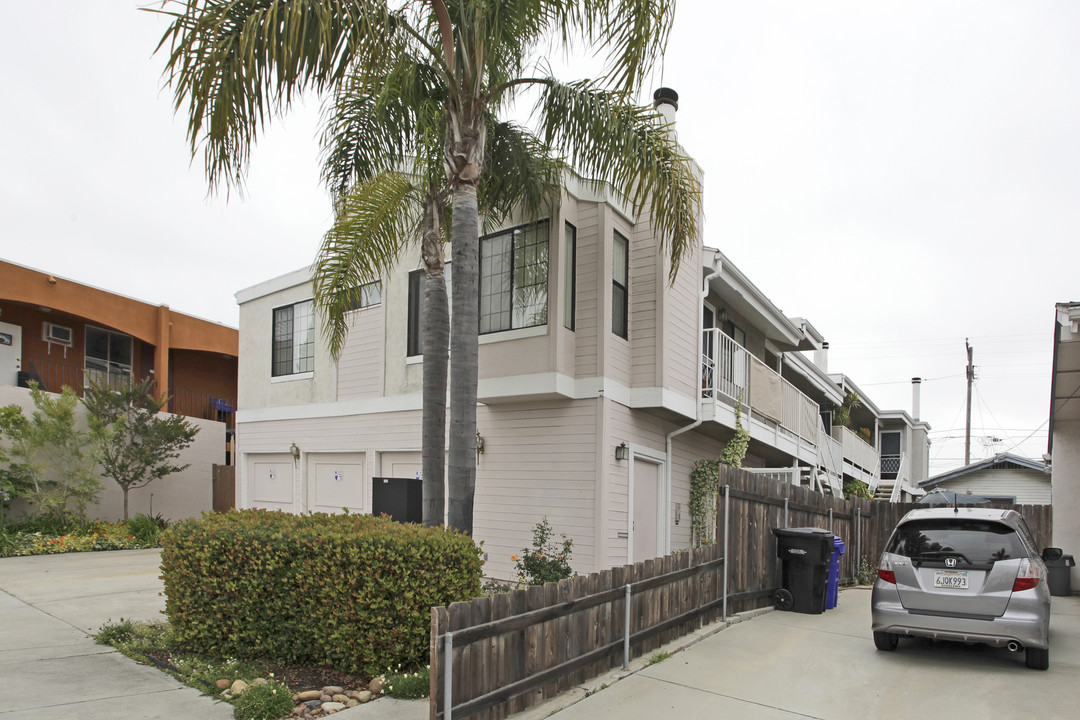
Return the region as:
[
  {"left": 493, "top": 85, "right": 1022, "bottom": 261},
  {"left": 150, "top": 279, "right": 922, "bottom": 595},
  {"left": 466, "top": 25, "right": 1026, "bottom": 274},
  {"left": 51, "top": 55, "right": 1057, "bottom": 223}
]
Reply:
[{"left": 525, "top": 587, "right": 1080, "bottom": 720}]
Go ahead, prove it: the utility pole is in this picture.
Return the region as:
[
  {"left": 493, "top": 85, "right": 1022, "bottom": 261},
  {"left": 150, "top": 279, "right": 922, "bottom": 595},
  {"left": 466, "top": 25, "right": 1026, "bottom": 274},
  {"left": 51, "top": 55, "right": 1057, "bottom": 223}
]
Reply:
[{"left": 965, "top": 339, "right": 974, "bottom": 465}]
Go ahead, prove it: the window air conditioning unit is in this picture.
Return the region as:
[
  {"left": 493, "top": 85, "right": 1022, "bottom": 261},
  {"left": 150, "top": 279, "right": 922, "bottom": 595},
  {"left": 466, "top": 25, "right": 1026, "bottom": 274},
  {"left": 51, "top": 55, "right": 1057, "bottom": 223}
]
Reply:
[{"left": 43, "top": 322, "right": 73, "bottom": 347}]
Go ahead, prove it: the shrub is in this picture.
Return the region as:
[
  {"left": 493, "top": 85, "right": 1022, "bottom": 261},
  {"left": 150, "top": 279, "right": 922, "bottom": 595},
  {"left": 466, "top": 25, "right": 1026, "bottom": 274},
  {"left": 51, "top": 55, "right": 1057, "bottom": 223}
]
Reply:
[
  {"left": 161, "top": 509, "right": 482, "bottom": 675},
  {"left": 126, "top": 513, "right": 167, "bottom": 546},
  {"left": 512, "top": 517, "right": 573, "bottom": 586},
  {"left": 382, "top": 666, "right": 430, "bottom": 699},
  {"left": 94, "top": 618, "right": 136, "bottom": 646},
  {"left": 232, "top": 681, "right": 294, "bottom": 720}
]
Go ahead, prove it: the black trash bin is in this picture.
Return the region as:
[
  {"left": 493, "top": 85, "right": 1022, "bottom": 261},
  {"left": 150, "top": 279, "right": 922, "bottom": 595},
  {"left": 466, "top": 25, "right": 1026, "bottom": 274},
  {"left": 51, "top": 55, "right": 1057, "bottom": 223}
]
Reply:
[
  {"left": 1047, "top": 554, "right": 1075, "bottom": 597},
  {"left": 772, "top": 527, "right": 833, "bottom": 614}
]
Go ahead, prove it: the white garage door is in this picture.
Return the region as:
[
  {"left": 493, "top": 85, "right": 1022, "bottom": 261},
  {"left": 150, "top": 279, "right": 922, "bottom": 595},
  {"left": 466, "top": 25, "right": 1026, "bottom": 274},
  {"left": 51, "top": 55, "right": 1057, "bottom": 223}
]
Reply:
[
  {"left": 306, "top": 453, "right": 366, "bottom": 515},
  {"left": 248, "top": 455, "right": 294, "bottom": 512}
]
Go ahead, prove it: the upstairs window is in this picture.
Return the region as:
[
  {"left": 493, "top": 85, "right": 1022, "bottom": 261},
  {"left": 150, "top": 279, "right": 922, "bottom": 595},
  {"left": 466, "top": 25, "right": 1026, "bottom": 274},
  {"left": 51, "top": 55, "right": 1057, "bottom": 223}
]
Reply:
[
  {"left": 407, "top": 264, "right": 452, "bottom": 357},
  {"left": 564, "top": 222, "right": 576, "bottom": 330},
  {"left": 342, "top": 281, "right": 382, "bottom": 311},
  {"left": 85, "top": 326, "right": 132, "bottom": 389},
  {"left": 272, "top": 300, "right": 314, "bottom": 377},
  {"left": 612, "top": 231, "right": 629, "bottom": 339},
  {"left": 480, "top": 220, "right": 550, "bottom": 334}
]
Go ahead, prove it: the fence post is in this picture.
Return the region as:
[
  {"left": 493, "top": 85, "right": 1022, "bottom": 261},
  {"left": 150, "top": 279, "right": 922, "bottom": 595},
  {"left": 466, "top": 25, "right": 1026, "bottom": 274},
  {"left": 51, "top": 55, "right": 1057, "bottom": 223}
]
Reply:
[
  {"left": 722, "top": 485, "right": 730, "bottom": 622},
  {"left": 444, "top": 632, "right": 453, "bottom": 720},
  {"left": 828, "top": 508, "right": 833, "bottom": 533},
  {"left": 623, "top": 584, "right": 631, "bottom": 669},
  {"left": 783, "top": 497, "right": 789, "bottom": 528}
]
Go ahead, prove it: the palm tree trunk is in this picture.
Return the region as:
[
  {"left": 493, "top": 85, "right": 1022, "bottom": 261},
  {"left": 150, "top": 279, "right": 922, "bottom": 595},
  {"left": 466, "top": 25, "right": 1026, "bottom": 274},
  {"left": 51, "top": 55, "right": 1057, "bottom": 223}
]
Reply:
[
  {"left": 448, "top": 183, "right": 479, "bottom": 534},
  {"left": 420, "top": 193, "right": 448, "bottom": 527}
]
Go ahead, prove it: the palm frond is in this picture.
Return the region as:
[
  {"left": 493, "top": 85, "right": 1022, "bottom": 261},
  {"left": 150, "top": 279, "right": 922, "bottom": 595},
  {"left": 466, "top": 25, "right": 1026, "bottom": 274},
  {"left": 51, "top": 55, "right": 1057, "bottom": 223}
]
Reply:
[
  {"left": 312, "top": 171, "right": 421, "bottom": 356},
  {"left": 480, "top": 120, "right": 566, "bottom": 229},
  {"left": 535, "top": 78, "right": 701, "bottom": 280},
  {"left": 153, "top": 0, "right": 404, "bottom": 192}
]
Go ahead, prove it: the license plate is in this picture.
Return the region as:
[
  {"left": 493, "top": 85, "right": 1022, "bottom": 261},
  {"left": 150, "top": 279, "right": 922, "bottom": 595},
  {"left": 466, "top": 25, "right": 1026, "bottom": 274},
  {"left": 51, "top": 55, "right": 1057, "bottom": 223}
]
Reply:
[{"left": 934, "top": 570, "right": 969, "bottom": 590}]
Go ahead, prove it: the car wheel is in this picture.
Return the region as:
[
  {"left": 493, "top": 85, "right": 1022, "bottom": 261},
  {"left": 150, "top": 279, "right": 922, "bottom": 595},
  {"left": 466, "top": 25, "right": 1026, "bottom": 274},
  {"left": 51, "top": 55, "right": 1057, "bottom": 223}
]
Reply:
[
  {"left": 774, "top": 588, "right": 793, "bottom": 611},
  {"left": 873, "top": 631, "right": 899, "bottom": 651},
  {"left": 1025, "top": 647, "right": 1049, "bottom": 670}
]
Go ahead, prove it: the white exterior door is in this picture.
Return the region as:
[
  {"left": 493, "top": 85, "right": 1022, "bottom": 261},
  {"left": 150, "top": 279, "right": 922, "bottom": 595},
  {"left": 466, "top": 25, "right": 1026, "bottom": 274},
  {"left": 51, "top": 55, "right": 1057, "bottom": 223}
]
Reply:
[
  {"left": 0, "top": 321, "right": 22, "bottom": 386},
  {"left": 632, "top": 458, "right": 661, "bottom": 562}
]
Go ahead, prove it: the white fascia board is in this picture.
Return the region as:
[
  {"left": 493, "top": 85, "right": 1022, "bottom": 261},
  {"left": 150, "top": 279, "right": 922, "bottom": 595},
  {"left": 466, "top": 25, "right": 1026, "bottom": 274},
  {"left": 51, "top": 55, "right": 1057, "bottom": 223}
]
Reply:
[
  {"left": 790, "top": 317, "right": 826, "bottom": 348},
  {"left": 828, "top": 374, "right": 883, "bottom": 417},
  {"left": 236, "top": 265, "right": 314, "bottom": 305},
  {"left": 629, "top": 387, "right": 696, "bottom": 418},
  {"left": 783, "top": 351, "right": 845, "bottom": 405},
  {"left": 704, "top": 248, "right": 804, "bottom": 347}
]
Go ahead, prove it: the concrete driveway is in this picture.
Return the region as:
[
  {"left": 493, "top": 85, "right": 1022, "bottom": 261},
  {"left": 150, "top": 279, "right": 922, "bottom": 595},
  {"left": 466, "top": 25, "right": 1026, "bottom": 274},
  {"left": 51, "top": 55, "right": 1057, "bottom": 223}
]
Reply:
[{"left": 540, "top": 587, "right": 1080, "bottom": 720}]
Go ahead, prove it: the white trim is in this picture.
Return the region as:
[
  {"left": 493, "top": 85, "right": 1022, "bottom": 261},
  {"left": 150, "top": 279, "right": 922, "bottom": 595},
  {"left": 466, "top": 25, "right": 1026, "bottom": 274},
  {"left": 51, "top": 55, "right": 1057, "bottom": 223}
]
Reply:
[
  {"left": 236, "top": 264, "right": 313, "bottom": 304},
  {"left": 271, "top": 371, "right": 314, "bottom": 384},
  {"left": 479, "top": 324, "right": 548, "bottom": 344}
]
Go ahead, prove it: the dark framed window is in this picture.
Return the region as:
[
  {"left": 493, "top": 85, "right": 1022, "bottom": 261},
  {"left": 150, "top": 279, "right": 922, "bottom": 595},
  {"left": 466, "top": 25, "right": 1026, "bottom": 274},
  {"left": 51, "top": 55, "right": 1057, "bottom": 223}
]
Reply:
[
  {"left": 480, "top": 220, "right": 550, "bottom": 334},
  {"left": 407, "top": 265, "right": 452, "bottom": 357},
  {"left": 85, "top": 326, "right": 133, "bottom": 389},
  {"left": 612, "top": 231, "right": 629, "bottom": 339},
  {"left": 563, "top": 222, "right": 576, "bottom": 330},
  {"left": 342, "top": 281, "right": 382, "bottom": 312},
  {"left": 272, "top": 300, "right": 314, "bottom": 377}
]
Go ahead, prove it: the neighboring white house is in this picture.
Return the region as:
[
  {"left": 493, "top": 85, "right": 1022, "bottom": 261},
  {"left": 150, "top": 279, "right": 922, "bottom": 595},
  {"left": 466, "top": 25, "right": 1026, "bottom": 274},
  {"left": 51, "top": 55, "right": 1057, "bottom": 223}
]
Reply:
[
  {"left": 919, "top": 453, "right": 1050, "bottom": 505},
  {"left": 1050, "top": 301, "right": 1080, "bottom": 590},
  {"left": 232, "top": 101, "right": 931, "bottom": 580}
]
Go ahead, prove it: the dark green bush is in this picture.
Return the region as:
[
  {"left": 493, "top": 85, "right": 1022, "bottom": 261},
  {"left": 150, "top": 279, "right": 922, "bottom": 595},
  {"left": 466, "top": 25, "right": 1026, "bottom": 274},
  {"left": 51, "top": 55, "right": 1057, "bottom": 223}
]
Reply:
[{"left": 160, "top": 509, "right": 482, "bottom": 675}]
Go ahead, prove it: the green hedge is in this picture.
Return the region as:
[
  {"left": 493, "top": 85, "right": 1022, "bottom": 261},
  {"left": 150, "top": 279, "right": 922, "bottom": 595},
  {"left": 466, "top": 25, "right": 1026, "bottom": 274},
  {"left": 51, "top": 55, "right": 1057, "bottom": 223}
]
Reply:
[{"left": 160, "top": 509, "right": 481, "bottom": 674}]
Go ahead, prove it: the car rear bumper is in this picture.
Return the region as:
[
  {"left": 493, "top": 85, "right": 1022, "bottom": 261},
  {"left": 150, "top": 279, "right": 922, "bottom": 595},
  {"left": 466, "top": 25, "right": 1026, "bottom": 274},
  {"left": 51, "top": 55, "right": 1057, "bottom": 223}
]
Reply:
[{"left": 871, "top": 582, "right": 1050, "bottom": 650}]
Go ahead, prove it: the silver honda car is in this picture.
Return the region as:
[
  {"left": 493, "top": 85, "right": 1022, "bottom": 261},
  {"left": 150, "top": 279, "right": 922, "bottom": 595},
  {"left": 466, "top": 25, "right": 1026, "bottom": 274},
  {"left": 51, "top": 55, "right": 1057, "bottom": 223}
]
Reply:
[{"left": 871, "top": 507, "right": 1061, "bottom": 670}]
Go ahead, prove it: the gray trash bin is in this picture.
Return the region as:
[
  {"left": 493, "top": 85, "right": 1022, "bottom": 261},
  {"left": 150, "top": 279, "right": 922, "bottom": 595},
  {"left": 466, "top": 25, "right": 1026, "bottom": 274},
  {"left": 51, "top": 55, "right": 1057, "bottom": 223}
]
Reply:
[{"left": 1047, "top": 554, "right": 1075, "bottom": 597}]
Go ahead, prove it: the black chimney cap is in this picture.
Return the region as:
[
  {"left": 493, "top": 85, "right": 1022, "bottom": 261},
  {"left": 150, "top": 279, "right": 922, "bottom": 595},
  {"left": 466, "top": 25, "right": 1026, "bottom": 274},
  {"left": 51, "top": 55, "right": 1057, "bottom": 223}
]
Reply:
[{"left": 653, "top": 87, "right": 679, "bottom": 110}]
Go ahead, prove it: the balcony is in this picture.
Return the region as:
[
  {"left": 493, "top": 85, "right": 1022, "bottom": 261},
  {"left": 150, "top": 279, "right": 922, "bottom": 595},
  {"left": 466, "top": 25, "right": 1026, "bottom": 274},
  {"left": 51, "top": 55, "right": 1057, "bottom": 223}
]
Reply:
[
  {"left": 701, "top": 329, "right": 820, "bottom": 450},
  {"left": 17, "top": 354, "right": 235, "bottom": 429},
  {"left": 833, "top": 426, "right": 881, "bottom": 490}
]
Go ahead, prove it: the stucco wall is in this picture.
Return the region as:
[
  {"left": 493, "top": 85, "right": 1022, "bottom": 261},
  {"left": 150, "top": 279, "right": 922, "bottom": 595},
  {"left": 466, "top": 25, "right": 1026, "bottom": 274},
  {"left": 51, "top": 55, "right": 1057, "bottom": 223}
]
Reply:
[
  {"left": 0, "top": 384, "right": 225, "bottom": 523},
  {"left": 1052, "top": 419, "right": 1080, "bottom": 592}
]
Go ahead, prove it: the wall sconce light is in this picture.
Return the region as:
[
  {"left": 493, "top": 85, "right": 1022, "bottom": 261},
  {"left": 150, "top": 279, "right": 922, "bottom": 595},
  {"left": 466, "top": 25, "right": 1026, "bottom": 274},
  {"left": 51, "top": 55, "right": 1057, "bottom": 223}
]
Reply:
[
  {"left": 718, "top": 308, "right": 728, "bottom": 324},
  {"left": 289, "top": 442, "right": 300, "bottom": 465},
  {"left": 475, "top": 431, "right": 485, "bottom": 455},
  {"left": 615, "top": 442, "right": 629, "bottom": 461}
]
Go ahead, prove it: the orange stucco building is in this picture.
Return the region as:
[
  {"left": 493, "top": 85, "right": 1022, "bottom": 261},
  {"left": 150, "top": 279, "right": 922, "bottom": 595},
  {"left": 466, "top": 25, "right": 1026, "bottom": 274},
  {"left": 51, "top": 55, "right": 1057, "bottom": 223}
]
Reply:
[{"left": 0, "top": 259, "right": 238, "bottom": 440}]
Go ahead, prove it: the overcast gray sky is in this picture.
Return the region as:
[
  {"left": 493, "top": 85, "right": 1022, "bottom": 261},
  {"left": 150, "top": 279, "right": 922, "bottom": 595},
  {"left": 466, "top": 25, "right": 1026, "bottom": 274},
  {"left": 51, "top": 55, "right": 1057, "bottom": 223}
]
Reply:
[{"left": 2, "top": 1, "right": 1075, "bottom": 475}]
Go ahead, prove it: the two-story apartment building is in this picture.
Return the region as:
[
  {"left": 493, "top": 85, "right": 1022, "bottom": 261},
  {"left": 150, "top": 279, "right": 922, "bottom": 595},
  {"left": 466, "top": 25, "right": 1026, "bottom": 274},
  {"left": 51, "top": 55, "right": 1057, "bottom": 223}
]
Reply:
[{"left": 235, "top": 184, "right": 930, "bottom": 579}]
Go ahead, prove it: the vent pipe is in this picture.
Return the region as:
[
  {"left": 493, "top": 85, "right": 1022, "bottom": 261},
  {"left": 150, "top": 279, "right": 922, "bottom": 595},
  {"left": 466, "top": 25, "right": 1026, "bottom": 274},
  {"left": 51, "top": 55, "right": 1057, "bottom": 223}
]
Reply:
[
  {"left": 912, "top": 377, "right": 922, "bottom": 421},
  {"left": 653, "top": 87, "right": 679, "bottom": 129}
]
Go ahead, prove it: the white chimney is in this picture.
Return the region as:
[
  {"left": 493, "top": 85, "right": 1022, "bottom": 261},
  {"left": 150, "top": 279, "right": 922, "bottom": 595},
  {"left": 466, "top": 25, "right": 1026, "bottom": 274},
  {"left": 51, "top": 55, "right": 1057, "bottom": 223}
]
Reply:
[
  {"left": 912, "top": 377, "right": 922, "bottom": 420},
  {"left": 653, "top": 87, "right": 679, "bottom": 131},
  {"left": 814, "top": 342, "right": 829, "bottom": 373}
]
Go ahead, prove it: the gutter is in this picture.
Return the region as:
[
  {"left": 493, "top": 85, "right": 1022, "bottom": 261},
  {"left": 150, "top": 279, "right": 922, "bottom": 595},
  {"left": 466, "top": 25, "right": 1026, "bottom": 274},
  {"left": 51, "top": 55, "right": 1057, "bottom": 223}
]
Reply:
[{"left": 666, "top": 251, "right": 723, "bottom": 549}]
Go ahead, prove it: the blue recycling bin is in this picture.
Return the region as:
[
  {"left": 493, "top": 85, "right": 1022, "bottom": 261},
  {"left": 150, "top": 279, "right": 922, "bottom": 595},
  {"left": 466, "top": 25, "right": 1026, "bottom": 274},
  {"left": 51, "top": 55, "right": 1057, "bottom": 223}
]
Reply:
[{"left": 826, "top": 536, "right": 845, "bottom": 610}]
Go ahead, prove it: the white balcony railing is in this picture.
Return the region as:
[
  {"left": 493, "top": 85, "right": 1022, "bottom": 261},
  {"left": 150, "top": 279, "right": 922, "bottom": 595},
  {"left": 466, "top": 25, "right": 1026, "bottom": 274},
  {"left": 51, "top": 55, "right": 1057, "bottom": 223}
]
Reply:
[
  {"left": 835, "top": 426, "right": 881, "bottom": 476},
  {"left": 702, "top": 329, "right": 820, "bottom": 447}
]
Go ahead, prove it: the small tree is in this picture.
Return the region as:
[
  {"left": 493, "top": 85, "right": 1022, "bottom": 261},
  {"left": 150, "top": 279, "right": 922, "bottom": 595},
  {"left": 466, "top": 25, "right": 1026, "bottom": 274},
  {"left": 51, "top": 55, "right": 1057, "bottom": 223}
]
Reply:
[
  {"left": 0, "top": 385, "right": 100, "bottom": 524},
  {"left": 83, "top": 378, "right": 199, "bottom": 521}
]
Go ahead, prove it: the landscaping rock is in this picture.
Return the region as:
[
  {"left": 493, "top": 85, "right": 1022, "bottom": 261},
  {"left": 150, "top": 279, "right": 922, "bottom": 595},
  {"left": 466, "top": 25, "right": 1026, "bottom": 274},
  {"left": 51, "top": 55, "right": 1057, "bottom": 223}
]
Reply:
[
  {"left": 215, "top": 679, "right": 231, "bottom": 690},
  {"left": 322, "top": 702, "right": 346, "bottom": 713},
  {"left": 322, "top": 685, "right": 344, "bottom": 696},
  {"left": 346, "top": 699, "right": 359, "bottom": 708},
  {"left": 356, "top": 691, "right": 373, "bottom": 703},
  {"left": 230, "top": 679, "right": 249, "bottom": 695},
  {"left": 331, "top": 694, "right": 349, "bottom": 703},
  {"left": 252, "top": 677, "right": 268, "bottom": 686},
  {"left": 304, "top": 699, "right": 323, "bottom": 709},
  {"left": 296, "top": 690, "right": 322, "bottom": 702},
  {"left": 320, "top": 693, "right": 332, "bottom": 702},
  {"left": 368, "top": 677, "right": 383, "bottom": 694}
]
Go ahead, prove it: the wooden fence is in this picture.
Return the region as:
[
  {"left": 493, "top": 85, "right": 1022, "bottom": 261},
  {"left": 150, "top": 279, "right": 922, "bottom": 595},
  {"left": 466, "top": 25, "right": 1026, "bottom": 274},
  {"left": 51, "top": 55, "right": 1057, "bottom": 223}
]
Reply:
[
  {"left": 430, "top": 466, "right": 1054, "bottom": 719},
  {"left": 430, "top": 544, "right": 725, "bottom": 720}
]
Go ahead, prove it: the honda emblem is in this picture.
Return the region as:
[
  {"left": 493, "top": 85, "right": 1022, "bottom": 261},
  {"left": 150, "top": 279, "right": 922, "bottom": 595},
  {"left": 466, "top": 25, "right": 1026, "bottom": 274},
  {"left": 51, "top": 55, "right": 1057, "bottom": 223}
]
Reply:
[{"left": 945, "top": 557, "right": 957, "bottom": 568}]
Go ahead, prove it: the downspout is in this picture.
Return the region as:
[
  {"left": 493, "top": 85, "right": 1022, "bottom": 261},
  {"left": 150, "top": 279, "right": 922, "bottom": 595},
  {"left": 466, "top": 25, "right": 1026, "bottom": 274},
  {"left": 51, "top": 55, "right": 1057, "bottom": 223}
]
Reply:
[{"left": 666, "top": 252, "right": 723, "bottom": 549}]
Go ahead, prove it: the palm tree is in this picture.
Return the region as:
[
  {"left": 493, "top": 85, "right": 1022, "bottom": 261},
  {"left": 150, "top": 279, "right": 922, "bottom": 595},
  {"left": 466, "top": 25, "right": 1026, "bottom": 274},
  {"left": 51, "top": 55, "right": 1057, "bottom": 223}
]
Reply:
[
  {"left": 311, "top": 63, "right": 563, "bottom": 527},
  {"left": 156, "top": 0, "right": 700, "bottom": 535}
]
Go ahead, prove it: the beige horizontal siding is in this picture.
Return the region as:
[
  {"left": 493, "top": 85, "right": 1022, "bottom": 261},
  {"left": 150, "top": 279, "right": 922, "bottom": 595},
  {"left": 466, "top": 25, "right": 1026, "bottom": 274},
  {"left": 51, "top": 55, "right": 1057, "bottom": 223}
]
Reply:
[{"left": 336, "top": 306, "right": 385, "bottom": 400}]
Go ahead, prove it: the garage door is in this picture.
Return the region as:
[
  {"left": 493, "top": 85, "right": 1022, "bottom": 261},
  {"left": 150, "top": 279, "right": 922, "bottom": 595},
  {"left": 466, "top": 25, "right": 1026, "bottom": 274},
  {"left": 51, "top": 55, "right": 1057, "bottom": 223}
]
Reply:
[
  {"left": 248, "top": 455, "right": 294, "bottom": 512},
  {"left": 306, "top": 453, "right": 366, "bottom": 515}
]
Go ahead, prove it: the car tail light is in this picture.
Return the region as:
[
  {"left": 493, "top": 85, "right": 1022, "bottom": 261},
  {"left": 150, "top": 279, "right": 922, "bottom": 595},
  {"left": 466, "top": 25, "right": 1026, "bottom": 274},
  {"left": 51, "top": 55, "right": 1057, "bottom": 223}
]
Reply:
[
  {"left": 1012, "top": 558, "right": 1042, "bottom": 593},
  {"left": 878, "top": 556, "right": 896, "bottom": 585}
]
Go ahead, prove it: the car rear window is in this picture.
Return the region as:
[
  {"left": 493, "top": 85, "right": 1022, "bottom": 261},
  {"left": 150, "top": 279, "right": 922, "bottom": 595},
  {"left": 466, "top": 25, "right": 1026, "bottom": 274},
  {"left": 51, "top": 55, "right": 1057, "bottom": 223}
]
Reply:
[{"left": 886, "top": 519, "right": 1027, "bottom": 564}]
